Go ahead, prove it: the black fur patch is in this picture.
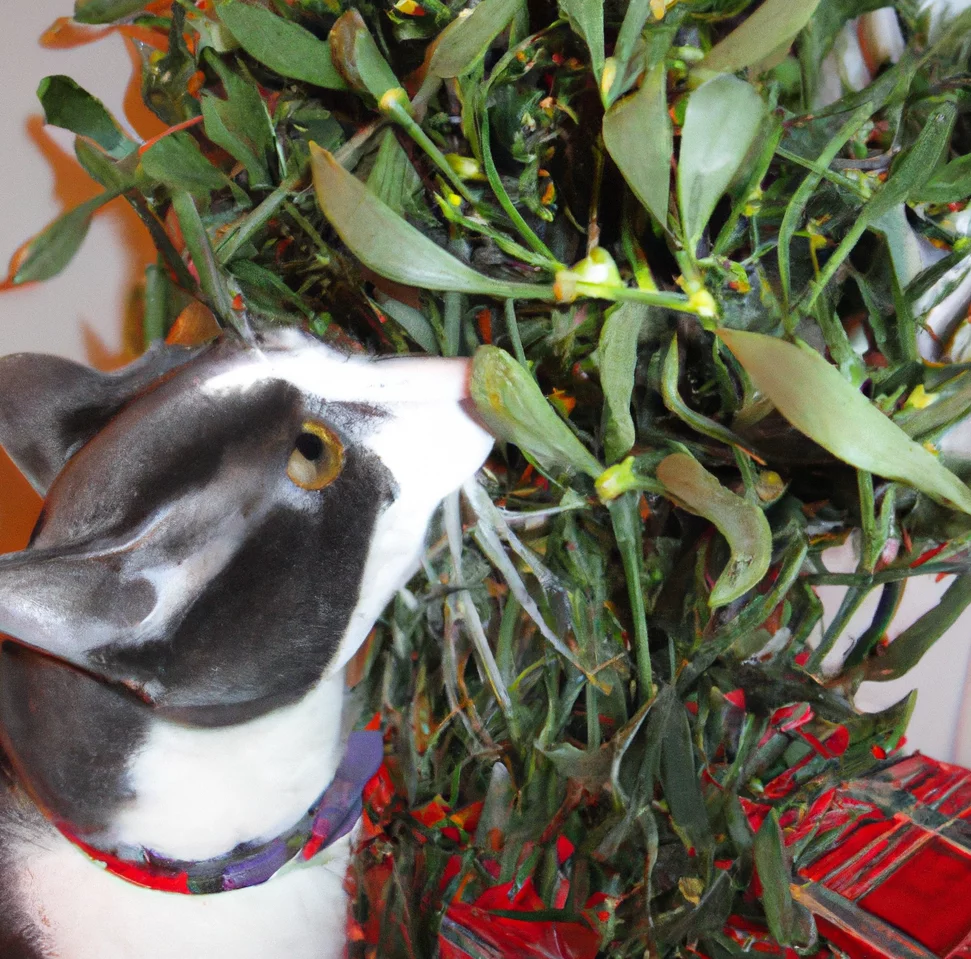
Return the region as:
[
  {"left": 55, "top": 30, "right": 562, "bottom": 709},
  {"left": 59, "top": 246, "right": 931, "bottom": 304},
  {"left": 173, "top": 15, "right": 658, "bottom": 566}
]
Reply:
[{"left": 0, "top": 645, "right": 151, "bottom": 836}]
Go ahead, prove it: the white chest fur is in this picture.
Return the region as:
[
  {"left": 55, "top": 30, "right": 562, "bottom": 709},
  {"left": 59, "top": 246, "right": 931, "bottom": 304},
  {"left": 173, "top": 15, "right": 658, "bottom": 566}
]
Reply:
[{"left": 110, "top": 670, "right": 346, "bottom": 861}]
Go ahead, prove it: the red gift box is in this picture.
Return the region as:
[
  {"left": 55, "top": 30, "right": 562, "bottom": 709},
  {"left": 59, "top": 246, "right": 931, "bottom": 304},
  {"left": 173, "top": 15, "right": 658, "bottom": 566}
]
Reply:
[{"left": 798, "top": 754, "right": 971, "bottom": 959}]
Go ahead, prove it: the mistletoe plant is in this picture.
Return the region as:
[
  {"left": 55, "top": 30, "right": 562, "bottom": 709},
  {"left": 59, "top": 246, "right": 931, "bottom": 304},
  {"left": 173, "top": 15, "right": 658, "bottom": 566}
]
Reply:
[{"left": 8, "top": 0, "right": 971, "bottom": 955}]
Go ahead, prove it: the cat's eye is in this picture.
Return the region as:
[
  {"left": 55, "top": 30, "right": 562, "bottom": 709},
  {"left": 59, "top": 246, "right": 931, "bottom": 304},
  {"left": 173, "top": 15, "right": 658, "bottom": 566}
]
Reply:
[{"left": 287, "top": 421, "right": 344, "bottom": 491}]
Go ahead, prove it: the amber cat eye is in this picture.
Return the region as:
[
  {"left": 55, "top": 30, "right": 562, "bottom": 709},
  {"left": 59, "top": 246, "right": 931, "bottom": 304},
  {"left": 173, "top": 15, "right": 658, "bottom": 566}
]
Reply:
[{"left": 287, "top": 420, "right": 344, "bottom": 490}]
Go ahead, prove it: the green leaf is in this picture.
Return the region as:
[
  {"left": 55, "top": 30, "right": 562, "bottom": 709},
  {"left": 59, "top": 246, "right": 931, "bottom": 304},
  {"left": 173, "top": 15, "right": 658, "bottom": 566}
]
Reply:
[
  {"left": 660, "top": 698, "right": 713, "bottom": 861},
  {"left": 719, "top": 329, "right": 971, "bottom": 515},
  {"left": 558, "top": 0, "right": 605, "bottom": 85},
  {"left": 38, "top": 76, "right": 135, "bottom": 160},
  {"left": 755, "top": 811, "right": 815, "bottom": 946},
  {"left": 470, "top": 345, "right": 604, "bottom": 479},
  {"left": 696, "top": 0, "right": 823, "bottom": 76},
  {"left": 372, "top": 294, "right": 440, "bottom": 354},
  {"left": 10, "top": 190, "right": 121, "bottom": 285},
  {"left": 602, "top": 0, "right": 652, "bottom": 106},
  {"left": 912, "top": 152, "right": 971, "bottom": 205},
  {"left": 656, "top": 453, "right": 772, "bottom": 608},
  {"left": 804, "top": 102, "right": 956, "bottom": 313},
  {"left": 865, "top": 574, "right": 971, "bottom": 682},
  {"left": 170, "top": 190, "right": 235, "bottom": 326},
  {"left": 429, "top": 0, "right": 523, "bottom": 79},
  {"left": 678, "top": 75, "right": 766, "bottom": 248},
  {"left": 329, "top": 10, "right": 405, "bottom": 105},
  {"left": 214, "top": 1, "right": 348, "bottom": 91},
  {"left": 366, "top": 130, "right": 423, "bottom": 217},
  {"left": 603, "top": 62, "right": 672, "bottom": 228},
  {"left": 74, "top": 0, "right": 147, "bottom": 24},
  {"left": 74, "top": 138, "right": 137, "bottom": 192},
  {"left": 200, "top": 56, "right": 275, "bottom": 189},
  {"left": 141, "top": 133, "right": 247, "bottom": 204},
  {"left": 310, "top": 145, "right": 555, "bottom": 299},
  {"left": 599, "top": 303, "right": 645, "bottom": 463}
]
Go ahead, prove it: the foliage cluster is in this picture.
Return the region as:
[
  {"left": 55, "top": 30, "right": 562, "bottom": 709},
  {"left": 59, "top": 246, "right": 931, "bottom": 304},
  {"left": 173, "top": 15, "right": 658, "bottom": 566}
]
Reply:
[{"left": 12, "top": 0, "right": 971, "bottom": 954}]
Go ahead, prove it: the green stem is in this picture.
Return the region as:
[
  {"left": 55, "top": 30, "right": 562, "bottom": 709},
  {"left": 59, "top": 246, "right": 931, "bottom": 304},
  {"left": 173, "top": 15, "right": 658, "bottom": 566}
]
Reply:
[
  {"left": 504, "top": 299, "right": 527, "bottom": 368},
  {"left": 777, "top": 103, "right": 874, "bottom": 309},
  {"left": 806, "top": 585, "right": 869, "bottom": 673},
  {"left": 384, "top": 99, "right": 479, "bottom": 208},
  {"left": 217, "top": 180, "right": 294, "bottom": 264},
  {"left": 479, "top": 99, "right": 559, "bottom": 262}
]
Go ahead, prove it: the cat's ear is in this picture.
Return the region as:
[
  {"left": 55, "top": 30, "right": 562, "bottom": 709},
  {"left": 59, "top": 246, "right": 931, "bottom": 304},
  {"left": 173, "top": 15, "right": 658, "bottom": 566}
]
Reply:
[{"left": 0, "top": 342, "right": 200, "bottom": 495}]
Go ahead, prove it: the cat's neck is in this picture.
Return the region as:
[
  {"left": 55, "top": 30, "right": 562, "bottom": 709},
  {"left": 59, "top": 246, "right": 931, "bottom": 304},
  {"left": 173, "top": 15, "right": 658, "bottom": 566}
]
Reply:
[{"left": 106, "top": 669, "right": 347, "bottom": 861}]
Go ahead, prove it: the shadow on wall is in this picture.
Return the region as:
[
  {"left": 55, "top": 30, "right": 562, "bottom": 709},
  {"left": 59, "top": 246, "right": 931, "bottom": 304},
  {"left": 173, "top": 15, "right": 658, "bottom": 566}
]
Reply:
[
  {"left": 11, "top": 31, "right": 169, "bottom": 370},
  {"left": 0, "top": 448, "right": 41, "bottom": 555}
]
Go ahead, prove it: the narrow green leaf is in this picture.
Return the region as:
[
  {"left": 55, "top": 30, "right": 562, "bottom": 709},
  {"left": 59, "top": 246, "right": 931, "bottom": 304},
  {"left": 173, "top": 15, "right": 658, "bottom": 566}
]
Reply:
[
  {"left": 470, "top": 345, "right": 604, "bottom": 478},
  {"left": 599, "top": 303, "right": 645, "bottom": 463},
  {"left": 366, "top": 130, "right": 422, "bottom": 217},
  {"left": 657, "top": 453, "right": 772, "bottom": 607},
  {"left": 662, "top": 336, "right": 753, "bottom": 451},
  {"left": 430, "top": 0, "right": 522, "bottom": 79},
  {"left": 143, "top": 262, "right": 171, "bottom": 345},
  {"left": 678, "top": 76, "right": 766, "bottom": 247},
  {"left": 778, "top": 102, "right": 873, "bottom": 308},
  {"left": 755, "top": 811, "right": 814, "bottom": 946},
  {"left": 603, "top": 62, "right": 672, "bottom": 228},
  {"left": 609, "top": 494, "right": 652, "bottom": 697},
  {"left": 215, "top": 1, "right": 348, "bottom": 91},
  {"left": 865, "top": 574, "right": 971, "bottom": 681},
  {"left": 170, "top": 190, "right": 235, "bottom": 325},
  {"left": 372, "top": 294, "right": 440, "bottom": 354},
  {"left": 696, "top": 0, "right": 823, "bottom": 76},
  {"left": 74, "top": 0, "right": 146, "bottom": 23},
  {"left": 38, "top": 76, "right": 135, "bottom": 160},
  {"left": 141, "top": 133, "right": 246, "bottom": 203},
  {"left": 605, "top": 0, "right": 651, "bottom": 105},
  {"left": 310, "top": 145, "right": 555, "bottom": 299},
  {"left": 558, "top": 0, "right": 605, "bottom": 83},
  {"left": 11, "top": 190, "right": 121, "bottom": 285},
  {"left": 660, "top": 700, "right": 713, "bottom": 860},
  {"left": 719, "top": 329, "right": 971, "bottom": 515},
  {"left": 464, "top": 479, "right": 611, "bottom": 693},
  {"left": 912, "top": 152, "right": 971, "bottom": 204}
]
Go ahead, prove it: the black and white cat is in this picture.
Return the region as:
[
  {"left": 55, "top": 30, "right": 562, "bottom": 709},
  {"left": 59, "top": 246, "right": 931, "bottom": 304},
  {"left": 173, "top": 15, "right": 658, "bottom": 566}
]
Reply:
[{"left": 0, "top": 328, "right": 492, "bottom": 958}]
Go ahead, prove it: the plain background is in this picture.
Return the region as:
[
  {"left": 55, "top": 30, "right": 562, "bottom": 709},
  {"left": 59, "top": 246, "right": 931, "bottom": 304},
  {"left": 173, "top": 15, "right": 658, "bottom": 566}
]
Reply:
[{"left": 3, "top": 1, "right": 971, "bottom": 762}]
